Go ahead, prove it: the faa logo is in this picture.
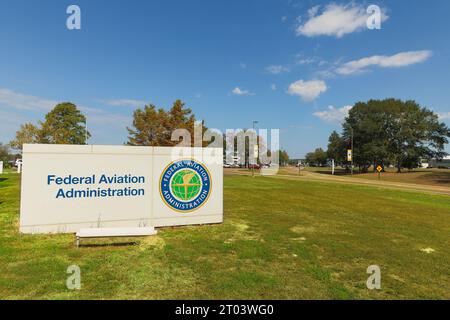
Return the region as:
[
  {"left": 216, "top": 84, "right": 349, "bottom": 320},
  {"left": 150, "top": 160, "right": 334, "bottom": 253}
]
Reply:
[{"left": 159, "top": 159, "right": 212, "bottom": 212}]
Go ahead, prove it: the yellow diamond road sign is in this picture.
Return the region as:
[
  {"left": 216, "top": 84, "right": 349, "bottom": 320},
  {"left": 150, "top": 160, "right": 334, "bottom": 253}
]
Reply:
[{"left": 376, "top": 165, "right": 383, "bottom": 173}]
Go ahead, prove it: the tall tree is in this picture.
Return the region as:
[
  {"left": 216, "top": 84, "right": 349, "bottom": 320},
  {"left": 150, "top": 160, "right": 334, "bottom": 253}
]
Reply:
[
  {"left": 0, "top": 143, "right": 11, "bottom": 166},
  {"left": 305, "top": 148, "right": 328, "bottom": 166},
  {"left": 10, "top": 123, "right": 41, "bottom": 150},
  {"left": 327, "top": 131, "right": 346, "bottom": 165},
  {"left": 127, "top": 105, "right": 170, "bottom": 146},
  {"left": 279, "top": 150, "right": 289, "bottom": 166},
  {"left": 342, "top": 99, "right": 450, "bottom": 172},
  {"left": 168, "top": 100, "right": 206, "bottom": 146},
  {"left": 127, "top": 100, "right": 206, "bottom": 147},
  {"left": 40, "top": 102, "right": 89, "bottom": 144}
]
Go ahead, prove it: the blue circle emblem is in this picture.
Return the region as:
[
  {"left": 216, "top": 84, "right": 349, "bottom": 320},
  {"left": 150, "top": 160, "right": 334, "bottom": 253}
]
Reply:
[{"left": 160, "top": 159, "right": 212, "bottom": 212}]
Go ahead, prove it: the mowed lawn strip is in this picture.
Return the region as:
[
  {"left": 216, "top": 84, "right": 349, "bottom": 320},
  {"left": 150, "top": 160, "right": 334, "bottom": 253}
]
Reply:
[
  {"left": 0, "top": 173, "right": 449, "bottom": 299},
  {"left": 349, "top": 169, "right": 450, "bottom": 186},
  {"left": 277, "top": 167, "right": 450, "bottom": 188}
]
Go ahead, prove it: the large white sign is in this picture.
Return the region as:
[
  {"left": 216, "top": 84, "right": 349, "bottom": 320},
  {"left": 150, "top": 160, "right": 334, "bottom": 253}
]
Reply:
[{"left": 19, "top": 144, "right": 223, "bottom": 234}]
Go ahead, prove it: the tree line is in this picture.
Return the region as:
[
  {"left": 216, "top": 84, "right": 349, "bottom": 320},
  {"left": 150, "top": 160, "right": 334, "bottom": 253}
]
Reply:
[
  {"left": 307, "top": 99, "right": 450, "bottom": 172},
  {"left": 9, "top": 102, "right": 89, "bottom": 150},
  {"left": 3, "top": 99, "right": 290, "bottom": 166}
]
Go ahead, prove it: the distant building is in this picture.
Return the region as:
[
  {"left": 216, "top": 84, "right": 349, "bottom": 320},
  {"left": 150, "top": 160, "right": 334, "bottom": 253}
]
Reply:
[{"left": 426, "top": 156, "right": 450, "bottom": 169}]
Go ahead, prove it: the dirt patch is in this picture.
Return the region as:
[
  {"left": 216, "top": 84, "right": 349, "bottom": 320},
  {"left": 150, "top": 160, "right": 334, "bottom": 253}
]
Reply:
[{"left": 290, "top": 226, "right": 316, "bottom": 234}]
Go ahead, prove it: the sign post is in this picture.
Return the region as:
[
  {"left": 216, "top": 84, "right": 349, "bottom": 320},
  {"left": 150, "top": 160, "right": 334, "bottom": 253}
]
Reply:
[
  {"left": 347, "top": 149, "right": 352, "bottom": 175},
  {"left": 376, "top": 165, "right": 383, "bottom": 180},
  {"left": 252, "top": 144, "right": 258, "bottom": 177}
]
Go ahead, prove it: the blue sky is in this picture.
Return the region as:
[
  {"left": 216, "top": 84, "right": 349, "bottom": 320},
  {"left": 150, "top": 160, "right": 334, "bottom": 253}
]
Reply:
[{"left": 1, "top": 0, "right": 449, "bottom": 157}]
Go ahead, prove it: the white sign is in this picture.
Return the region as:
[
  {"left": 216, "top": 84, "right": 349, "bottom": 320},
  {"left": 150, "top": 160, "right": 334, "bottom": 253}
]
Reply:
[
  {"left": 19, "top": 144, "right": 223, "bottom": 234},
  {"left": 0, "top": 161, "right": 3, "bottom": 174}
]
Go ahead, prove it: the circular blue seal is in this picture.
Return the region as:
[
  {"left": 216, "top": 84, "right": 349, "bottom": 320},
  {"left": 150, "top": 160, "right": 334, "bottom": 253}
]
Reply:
[{"left": 159, "top": 159, "right": 212, "bottom": 213}]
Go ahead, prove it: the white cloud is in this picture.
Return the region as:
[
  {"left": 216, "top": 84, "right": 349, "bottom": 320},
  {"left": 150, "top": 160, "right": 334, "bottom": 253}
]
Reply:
[
  {"left": 295, "top": 54, "right": 316, "bottom": 65},
  {"left": 265, "top": 65, "right": 289, "bottom": 74},
  {"left": 0, "top": 87, "right": 132, "bottom": 138},
  {"left": 231, "top": 87, "right": 254, "bottom": 96},
  {"left": 336, "top": 50, "right": 432, "bottom": 75},
  {"left": 438, "top": 112, "right": 450, "bottom": 121},
  {"left": 0, "top": 88, "right": 107, "bottom": 116},
  {"left": 0, "top": 88, "right": 56, "bottom": 111},
  {"left": 101, "top": 99, "right": 147, "bottom": 108},
  {"left": 270, "top": 84, "right": 277, "bottom": 91},
  {"left": 307, "top": 5, "right": 320, "bottom": 18},
  {"left": 296, "top": 3, "right": 388, "bottom": 38},
  {"left": 287, "top": 80, "right": 327, "bottom": 102},
  {"left": 313, "top": 105, "right": 353, "bottom": 123},
  {"left": 315, "top": 69, "right": 336, "bottom": 79}
]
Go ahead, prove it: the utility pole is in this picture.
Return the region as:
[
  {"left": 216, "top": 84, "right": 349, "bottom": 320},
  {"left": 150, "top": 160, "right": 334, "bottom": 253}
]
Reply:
[
  {"left": 350, "top": 126, "right": 354, "bottom": 176},
  {"left": 252, "top": 120, "right": 258, "bottom": 177}
]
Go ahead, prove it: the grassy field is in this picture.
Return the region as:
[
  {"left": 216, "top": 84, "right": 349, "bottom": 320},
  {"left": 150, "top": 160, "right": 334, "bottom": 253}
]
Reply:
[
  {"left": 349, "top": 169, "right": 450, "bottom": 186},
  {"left": 277, "top": 167, "right": 450, "bottom": 187},
  {"left": 1, "top": 172, "right": 449, "bottom": 299}
]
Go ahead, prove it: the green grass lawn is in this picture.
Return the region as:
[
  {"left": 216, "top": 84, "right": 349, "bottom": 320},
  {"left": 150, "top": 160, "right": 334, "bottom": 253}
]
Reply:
[
  {"left": 349, "top": 169, "right": 450, "bottom": 186},
  {"left": 277, "top": 166, "right": 450, "bottom": 187},
  {"left": 1, "top": 172, "right": 449, "bottom": 299}
]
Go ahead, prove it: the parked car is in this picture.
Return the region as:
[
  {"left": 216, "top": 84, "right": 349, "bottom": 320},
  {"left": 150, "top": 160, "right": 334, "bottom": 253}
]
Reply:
[{"left": 248, "top": 164, "right": 261, "bottom": 169}]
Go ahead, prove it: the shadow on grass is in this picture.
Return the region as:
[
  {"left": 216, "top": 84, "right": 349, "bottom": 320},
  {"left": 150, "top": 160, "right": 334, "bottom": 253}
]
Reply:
[
  {"left": 79, "top": 241, "right": 139, "bottom": 248},
  {"left": 418, "top": 171, "right": 450, "bottom": 184},
  {"left": 0, "top": 178, "right": 8, "bottom": 183},
  {"left": 310, "top": 169, "right": 350, "bottom": 176}
]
